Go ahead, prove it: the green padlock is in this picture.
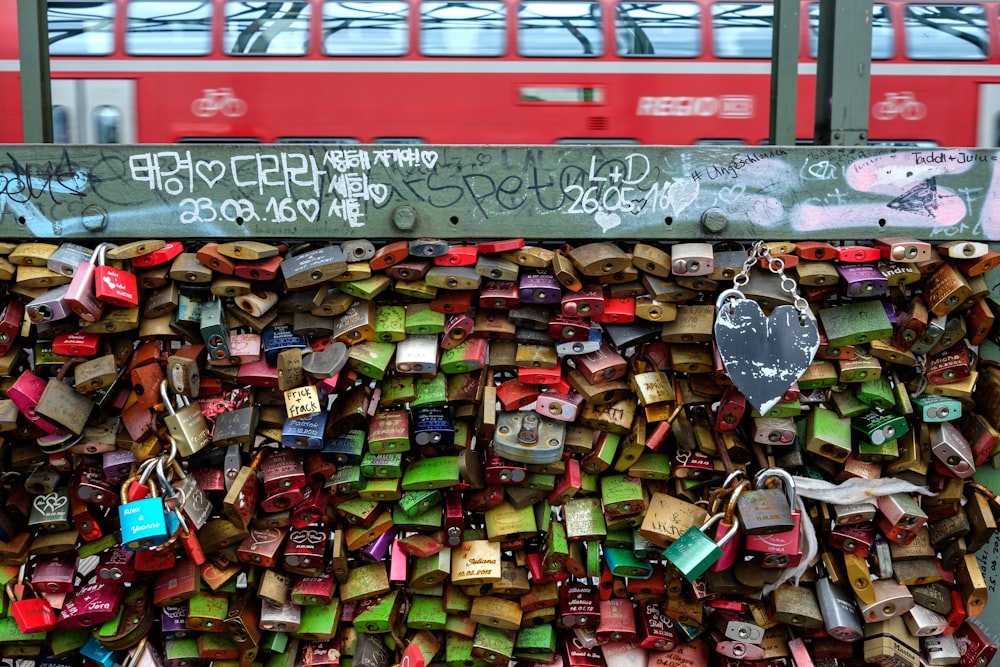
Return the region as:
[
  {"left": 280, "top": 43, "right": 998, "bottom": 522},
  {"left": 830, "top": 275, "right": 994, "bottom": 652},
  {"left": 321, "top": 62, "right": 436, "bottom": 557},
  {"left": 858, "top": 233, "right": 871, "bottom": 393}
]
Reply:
[
  {"left": 397, "top": 489, "right": 443, "bottom": 517},
  {"left": 541, "top": 519, "right": 569, "bottom": 576},
  {"left": 819, "top": 299, "right": 894, "bottom": 347},
  {"left": 412, "top": 374, "right": 448, "bottom": 408},
  {"left": 353, "top": 591, "right": 401, "bottom": 634},
  {"left": 563, "top": 497, "right": 607, "bottom": 541},
  {"left": 402, "top": 456, "right": 461, "bottom": 490},
  {"left": 806, "top": 406, "right": 852, "bottom": 462},
  {"left": 444, "top": 584, "right": 473, "bottom": 615},
  {"left": 629, "top": 450, "right": 672, "bottom": 480},
  {"left": 514, "top": 624, "right": 557, "bottom": 661},
  {"left": 410, "top": 549, "right": 452, "bottom": 589},
  {"left": 662, "top": 512, "right": 741, "bottom": 582},
  {"left": 472, "top": 624, "right": 516, "bottom": 667},
  {"left": 374, "top": 305, "right": 406, "bottom": 342},
  {"left": 405, "top": 304, "right": 446, "bottom": 335},
  {"left": 856, "top": 377, "right": 895, "bottom": 409},
  {"left": 407, "top": 595, "right": 448, "bottom": 630},
  {"left": 485, "top": 502, "right": 537, "bottom": 542},
  {"left": 600, "top": 474, "right": 645, "bottom": 518},
  {"left": 446, "top": 635, "right": 482, "bottom": 667},
  {"left": 359, "top": 477, "right": 402, "bottom": 502},
  {"left": 393, "top": 500, "right": 444, "bottom": 531},
  {"left": 339, "top": 563, "right": 390, "bottom": 603},
  {"left": 293, "top": 599, "right": 341, "bottom": 640},
  {"left": 347, "top": 341, "right": 396, "bottom": 381},
  {"left": 360, "top": 452, "right": 404, "bottom": 479}
]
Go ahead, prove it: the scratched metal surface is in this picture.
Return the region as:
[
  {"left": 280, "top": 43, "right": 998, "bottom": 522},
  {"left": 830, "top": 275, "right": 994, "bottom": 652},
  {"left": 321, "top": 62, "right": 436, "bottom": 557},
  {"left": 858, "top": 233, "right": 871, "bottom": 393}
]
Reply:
[{"left": 0, "top": 144, "right": 997, "bottom": 240}]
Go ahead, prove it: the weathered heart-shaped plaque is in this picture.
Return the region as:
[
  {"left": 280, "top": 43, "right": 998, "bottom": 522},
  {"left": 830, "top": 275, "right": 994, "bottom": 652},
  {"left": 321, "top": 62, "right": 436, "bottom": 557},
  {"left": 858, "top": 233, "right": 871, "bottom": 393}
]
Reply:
[{"left": 714, "top": 294, "right": 819, "bottom": 415}]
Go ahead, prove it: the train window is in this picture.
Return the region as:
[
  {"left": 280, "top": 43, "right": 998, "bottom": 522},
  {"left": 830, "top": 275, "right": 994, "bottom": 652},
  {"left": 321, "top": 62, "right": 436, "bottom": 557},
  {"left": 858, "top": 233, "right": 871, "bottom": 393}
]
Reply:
[
  {"left": 277, "top": 137, "right": 361, "bottom": 143},
  {"left": 420, "top": 2, "right": 506, "bottom": 56},
  {"left": 695, "top": 138, "right": 747, "bottom": 145},
  {"left": 518, "top": 2, "right": 604, "bottom": 57},
  {"left": 48, "top": 1, "right": 115, "bottom": 55},
  {"left": 616, "top": 2, "right": 700, "bottom": 57},
  {"left": 224, "top": 1, "right": 312, "bottom": 55},
  {"left": 93, "top": 106, "right": 121, "bottom": 144},
  {"left": 52, "top": 107, "right": 71, "bottom": 144},
  {"left": 556, "top": 138, "right": 640, "bottom": 144},
  {"left": 808, "top": 4, "right": 893, "bottom": 60},
  {"left": 519, "top": 86, "right": 605, "bottom": 103},
  {"left": 712, "top": 3, "right": 772, "bottom": 58},
  {"left": 905, "top": 4, "right": 987, "bottom": 60},
  {"left": 323, "top": 2, "right": 409, "bottom": 55},
  {"left": 179, "top": 136, "right": 263, "bottom": 142},
  {"left": 126, "top": 1, "right": 212, "bottom": 55}
]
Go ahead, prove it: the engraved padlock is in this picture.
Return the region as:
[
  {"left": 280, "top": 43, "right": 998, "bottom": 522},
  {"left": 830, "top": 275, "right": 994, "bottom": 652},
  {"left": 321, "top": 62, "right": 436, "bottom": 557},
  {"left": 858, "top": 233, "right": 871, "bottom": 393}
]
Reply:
[
  {"left": 736, "top": 468, "right": 795, "bottom": 535},
  {"left": 65, "top": 242, "right": 112, "bottom": 321},
  {"left": 93, "top": 244, "right": 139, "bottom": 307},
  {"left": 161, "top": 381, "right": 211, "bottom": 458},
  {"left": 744, "top": 470, "right": 802, "bottom": 568},
  {"left": 118, "top": 470, "right": 171, "bottom": 551}
]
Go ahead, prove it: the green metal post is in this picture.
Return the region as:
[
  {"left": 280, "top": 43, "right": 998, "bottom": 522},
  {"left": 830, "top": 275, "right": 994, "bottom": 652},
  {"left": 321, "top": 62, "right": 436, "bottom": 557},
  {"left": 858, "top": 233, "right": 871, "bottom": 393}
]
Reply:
[
  {"left": 769, "top": 0, "right": 800, "bottom": 146},
  {"left": 18, "top": 0, "right": 54, "bottom": 143},
  {"left": 814, "top": 0, "right": 873, "bottom": 146}
]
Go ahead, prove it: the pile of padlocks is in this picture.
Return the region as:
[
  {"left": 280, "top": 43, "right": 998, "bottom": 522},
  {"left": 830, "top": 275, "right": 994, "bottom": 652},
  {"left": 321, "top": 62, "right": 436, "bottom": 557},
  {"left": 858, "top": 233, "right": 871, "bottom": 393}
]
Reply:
[{"left": 0, "top": 236, "right": 997, "bottom": 667}]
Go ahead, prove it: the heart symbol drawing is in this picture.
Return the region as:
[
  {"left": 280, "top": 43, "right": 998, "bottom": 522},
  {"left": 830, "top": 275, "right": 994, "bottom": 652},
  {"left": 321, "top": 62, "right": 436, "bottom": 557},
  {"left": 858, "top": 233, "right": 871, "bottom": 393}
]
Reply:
[
  {"left": 195, "top": 160, "right": 226, "bottom": 188},
  {"left": 714, "top": 292, "right": 819, "bottom": 415}
]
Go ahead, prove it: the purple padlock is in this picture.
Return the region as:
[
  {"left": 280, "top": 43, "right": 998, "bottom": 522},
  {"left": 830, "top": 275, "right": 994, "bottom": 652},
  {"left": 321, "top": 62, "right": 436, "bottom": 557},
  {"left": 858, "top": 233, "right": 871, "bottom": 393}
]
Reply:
[
  {"left": 518, "top": 268, "right": 562, "bottom": 304},
  {"left": 836, "top": 263, "right": 889, "bottom": 298},
  {"left": 358, "top": 527, "right": 396, "bottom": 563}
]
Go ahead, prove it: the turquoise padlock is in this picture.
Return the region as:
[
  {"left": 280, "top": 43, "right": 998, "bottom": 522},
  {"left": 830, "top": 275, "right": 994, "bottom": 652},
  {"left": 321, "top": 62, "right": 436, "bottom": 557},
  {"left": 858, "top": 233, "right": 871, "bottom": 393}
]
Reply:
[
  {"left": 118, "top": 497, "right": 169, "bottom": 550},
  {"left": 662, "top": 512, "right": 740, "bottom": 583}
]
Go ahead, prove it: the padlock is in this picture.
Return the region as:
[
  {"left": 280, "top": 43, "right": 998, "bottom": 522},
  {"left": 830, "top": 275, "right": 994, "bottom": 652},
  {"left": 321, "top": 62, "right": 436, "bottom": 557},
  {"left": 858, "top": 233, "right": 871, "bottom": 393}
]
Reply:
[
  {"left": 736, "top": 468, "right": 795, "bottom": 536},
  {"left": 663, "top": 511, "right": 741, "bottom": 582},
  {"left": 160, "top": 382, "right": 211, "bottom": 457}
]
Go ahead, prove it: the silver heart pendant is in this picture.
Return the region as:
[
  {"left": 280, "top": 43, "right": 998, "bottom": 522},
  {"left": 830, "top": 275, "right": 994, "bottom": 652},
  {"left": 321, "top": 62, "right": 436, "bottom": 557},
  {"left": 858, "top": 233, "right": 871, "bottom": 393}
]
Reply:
[{"left": 714, "top": 292, "right": 820, "bottom": 415}]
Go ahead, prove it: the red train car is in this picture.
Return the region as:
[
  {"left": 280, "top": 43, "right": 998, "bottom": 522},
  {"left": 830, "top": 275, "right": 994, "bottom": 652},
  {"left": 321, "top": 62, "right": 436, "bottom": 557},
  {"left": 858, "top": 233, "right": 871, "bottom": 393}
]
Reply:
[{"left": 2, "top": 0, "right": 999, "bottom": 145}]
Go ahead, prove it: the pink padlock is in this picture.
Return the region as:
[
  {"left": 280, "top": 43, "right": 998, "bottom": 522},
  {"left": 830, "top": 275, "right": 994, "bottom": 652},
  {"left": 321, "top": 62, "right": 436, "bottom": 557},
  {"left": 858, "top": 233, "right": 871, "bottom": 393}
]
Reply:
[{"left": 710, "top": 478, "right": 747, "bottom": 573}]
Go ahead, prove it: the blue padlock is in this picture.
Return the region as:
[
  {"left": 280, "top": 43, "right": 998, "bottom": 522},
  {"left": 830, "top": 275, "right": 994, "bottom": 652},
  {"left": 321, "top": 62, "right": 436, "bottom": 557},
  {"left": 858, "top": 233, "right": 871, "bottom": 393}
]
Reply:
[
  {"left": 118, "top": 497, "right": 169, "bottom": 550},
  {"left": 281, "top": 410, "right": 326, "bottom": 450},
  {"left": 604, "top": 547, "right": 654, "bottom": 579},
  {"left": 81, "top": 636, "right": 125, "bottom": 667}
]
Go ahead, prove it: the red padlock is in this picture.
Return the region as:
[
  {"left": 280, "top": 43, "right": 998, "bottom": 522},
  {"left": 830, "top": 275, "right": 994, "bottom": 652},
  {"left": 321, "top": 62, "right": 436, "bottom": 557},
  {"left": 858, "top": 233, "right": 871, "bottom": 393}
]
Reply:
[
  {"left": 10, "top": 580, "right": 58, "bottom": 634},
  {"left": 94, "top": 245, "right": 139, "bottom": 307}
]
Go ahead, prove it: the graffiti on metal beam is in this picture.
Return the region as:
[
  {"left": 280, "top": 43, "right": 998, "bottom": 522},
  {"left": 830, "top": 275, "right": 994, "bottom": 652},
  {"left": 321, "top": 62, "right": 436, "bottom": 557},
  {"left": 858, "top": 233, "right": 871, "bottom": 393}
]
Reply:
[{"left": 0, "top": 145, "right": 999, "bottom": 240}]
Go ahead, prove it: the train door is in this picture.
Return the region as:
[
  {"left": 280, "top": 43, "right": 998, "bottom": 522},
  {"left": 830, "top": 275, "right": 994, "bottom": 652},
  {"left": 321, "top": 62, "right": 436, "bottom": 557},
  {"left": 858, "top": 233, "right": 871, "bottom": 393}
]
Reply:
[
  {"left": 976, "top": 84, "right": 1000, "bottom": 147},
  {"left": 50, "top": 79, "right": 136, "bottom": 144}
]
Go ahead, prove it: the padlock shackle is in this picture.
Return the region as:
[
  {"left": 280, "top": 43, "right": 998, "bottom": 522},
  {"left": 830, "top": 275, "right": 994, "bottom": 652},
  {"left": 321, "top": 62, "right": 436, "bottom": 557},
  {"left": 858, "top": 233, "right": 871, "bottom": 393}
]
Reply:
[
  {"left": 753, "top": 468, "right": 796, "bottom": 507},
  {"left": 159, "top": 380, "right": 176, "bottom": 416},
  {"left": 92, "top": 242, "right": 118, "bottom": 266}
]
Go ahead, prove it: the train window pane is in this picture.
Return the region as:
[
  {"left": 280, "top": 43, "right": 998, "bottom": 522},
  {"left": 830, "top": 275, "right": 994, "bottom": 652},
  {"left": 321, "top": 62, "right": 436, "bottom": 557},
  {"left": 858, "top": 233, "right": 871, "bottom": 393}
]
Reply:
[
  {"left": 277, "top": 137, "right": 361, "bottom": 143},
  {"left": 225, "top": 1, "right": 312, "bottom": 55},
  {"left": 93, "top": 106, "right": 121, "bottom": 144},
  {"left": 808, "top": 4, "right": 894, "bottom": 60},
  {"left": 48, "top": 1, "right": 115, "bottom": 55},
  {"left": 518, "top": 2, "right": 603, "bottom": 57},
  {"left": 52, "top": 107, "right": 70, "bottom": 144},
  {"left": 616, "top": 2, "right": 700, "bottom": 57},
  {"left": 712, "top": 3, "right": 772, "bottom": 58},
  {"left": 420, "top": 2, "right": 506, "bottom": 56},
  {"left": 126, "top": 1, "right": 212, "bottom": 55},
  {"left": 323, "top": 2, "right": 408, "bottom": 55},
  {"left": 905, "top": 4, "right": 987, "bottom": 60},
  {"left": 179, "top": 136, "right": 263, "bottom": 142}
]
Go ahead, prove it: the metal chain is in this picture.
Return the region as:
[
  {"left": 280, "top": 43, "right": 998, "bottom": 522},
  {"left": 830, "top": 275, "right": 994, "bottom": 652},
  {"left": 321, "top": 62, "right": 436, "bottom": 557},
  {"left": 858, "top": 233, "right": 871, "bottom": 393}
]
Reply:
[{"left": 732, "top": 241, "right": 811, "bottom": 319}]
